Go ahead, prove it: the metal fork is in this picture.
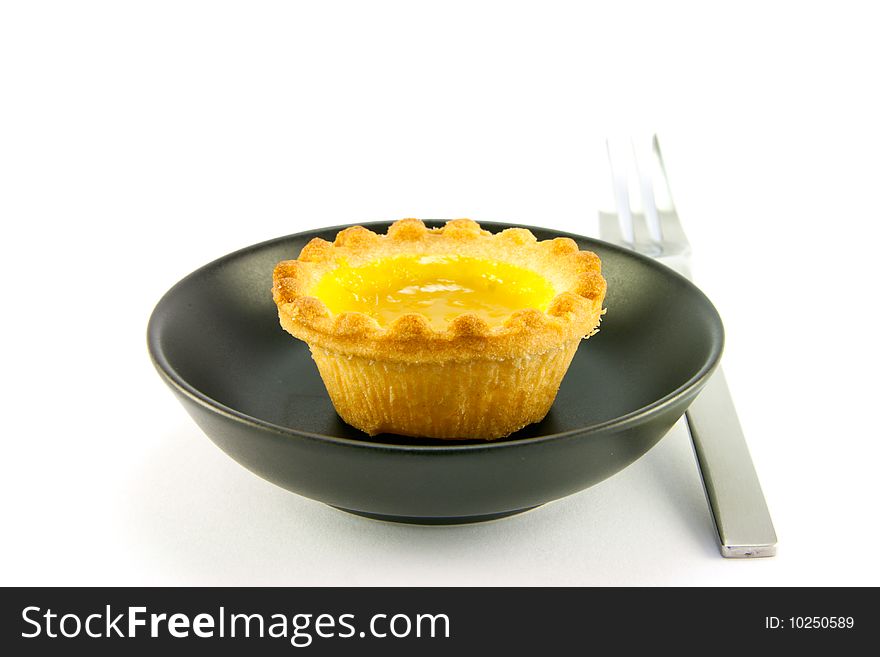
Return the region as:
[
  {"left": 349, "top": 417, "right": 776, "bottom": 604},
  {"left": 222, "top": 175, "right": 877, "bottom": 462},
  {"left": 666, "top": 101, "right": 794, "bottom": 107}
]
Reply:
[{"left": 599, "top": 136, "right": 777, "bottom": 558}]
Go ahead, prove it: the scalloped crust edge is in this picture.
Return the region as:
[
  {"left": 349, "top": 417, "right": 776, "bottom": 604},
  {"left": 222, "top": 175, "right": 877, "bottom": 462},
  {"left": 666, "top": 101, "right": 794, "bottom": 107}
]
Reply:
[{"left": 272, "top": 218, "right": 606, "bottom": 363}]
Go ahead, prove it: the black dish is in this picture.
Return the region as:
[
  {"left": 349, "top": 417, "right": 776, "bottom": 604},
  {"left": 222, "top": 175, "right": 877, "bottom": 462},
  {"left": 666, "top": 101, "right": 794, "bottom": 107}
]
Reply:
[{"left": 148, "top": 221, "right": 723, "bottom": 524}]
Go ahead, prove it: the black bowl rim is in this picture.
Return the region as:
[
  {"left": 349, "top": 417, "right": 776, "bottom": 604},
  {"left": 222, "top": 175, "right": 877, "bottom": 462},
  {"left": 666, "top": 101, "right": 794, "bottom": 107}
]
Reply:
[{"left": 147, "top": 220, "right": 724, "bottom": 453}]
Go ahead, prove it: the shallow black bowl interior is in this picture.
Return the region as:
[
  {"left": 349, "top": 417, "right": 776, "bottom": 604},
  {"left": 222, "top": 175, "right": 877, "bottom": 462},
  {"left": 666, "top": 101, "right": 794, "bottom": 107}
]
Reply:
[{"left": 148, "top": 221, "right": 723, "bottom": 524}]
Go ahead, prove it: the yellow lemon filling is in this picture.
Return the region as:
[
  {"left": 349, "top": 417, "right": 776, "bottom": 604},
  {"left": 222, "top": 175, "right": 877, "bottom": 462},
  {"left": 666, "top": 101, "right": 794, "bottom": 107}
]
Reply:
[{"left": 310, "top": 255, "right": 556, "bottom": 330}]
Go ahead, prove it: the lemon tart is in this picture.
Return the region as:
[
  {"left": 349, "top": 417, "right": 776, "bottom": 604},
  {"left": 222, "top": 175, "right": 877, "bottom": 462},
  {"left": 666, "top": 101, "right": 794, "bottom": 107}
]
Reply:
[{"left": 272, "top": 219, "right": 606, "bottom": 440}]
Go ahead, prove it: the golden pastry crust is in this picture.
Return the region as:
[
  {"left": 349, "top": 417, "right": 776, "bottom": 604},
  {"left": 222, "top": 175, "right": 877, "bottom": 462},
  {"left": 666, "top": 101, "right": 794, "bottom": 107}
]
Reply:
[{"left": 272, "top": 218, "right": 606, "bottom": 363}]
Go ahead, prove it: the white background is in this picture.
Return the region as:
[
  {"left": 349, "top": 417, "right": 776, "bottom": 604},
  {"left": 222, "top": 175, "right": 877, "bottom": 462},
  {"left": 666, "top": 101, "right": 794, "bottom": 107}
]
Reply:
[{"left": 2, "top": 1, "right": 878, "bottom": 586}]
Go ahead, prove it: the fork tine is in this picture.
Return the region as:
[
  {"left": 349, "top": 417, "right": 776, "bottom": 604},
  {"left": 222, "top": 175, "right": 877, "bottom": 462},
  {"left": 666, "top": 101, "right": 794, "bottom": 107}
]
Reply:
[
  {"left": 607, "top": 137, "right": 665, "bottom": 255},
  {"left": 632, "top": 137, "right": 664, "bottom": 244},
  {"left": 651, "top": 134, "right": 676, "bottom": 211},
  {"left": 604, "top": 138, "right": 635, "bottom": 247},
  {"left": 647, "top": 135, "right": 692, "bottom": 259}
]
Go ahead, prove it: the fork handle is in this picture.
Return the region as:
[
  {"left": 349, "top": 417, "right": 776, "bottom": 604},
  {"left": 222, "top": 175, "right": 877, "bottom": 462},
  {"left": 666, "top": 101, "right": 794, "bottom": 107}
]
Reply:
[{"left": 685, "top": 366, "right": 778, "bottom": 557}]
